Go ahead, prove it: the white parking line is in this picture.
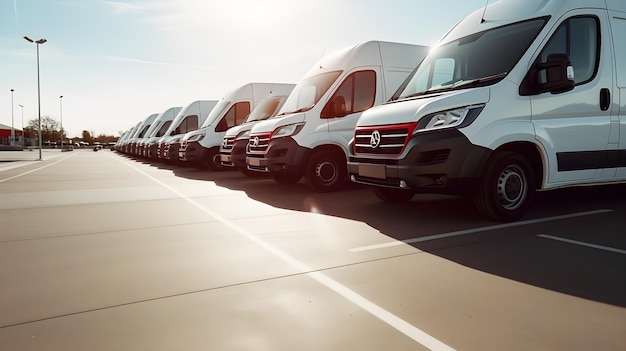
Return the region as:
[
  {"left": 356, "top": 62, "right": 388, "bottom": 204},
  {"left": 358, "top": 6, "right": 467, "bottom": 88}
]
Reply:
[
  {"left": 350, "top": 210, "right": 613, "bottom": 252},
  {"left": 109, "top": 153, "right": 457, "bottom": 351},
  {"left": 0, "top": 154, "right": 75, "bottom": 183},
  {"left": 538, "top": 234, "right": 626, "bottom": 255}
]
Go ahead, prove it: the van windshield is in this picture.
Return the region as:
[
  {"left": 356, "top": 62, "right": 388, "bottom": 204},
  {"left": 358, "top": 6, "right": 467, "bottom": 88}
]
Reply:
[
  {"left": 200, "top": 100, "right": 230, "bottom": 128},
  {"left": 396, "top": 17, "right": 548, "bottom": 99},
  {"left": 278, "top": 71, "right": 342, "bottom": 116},
  {"left": 245, "top": 96, "right": 284, "bottom": 123}
]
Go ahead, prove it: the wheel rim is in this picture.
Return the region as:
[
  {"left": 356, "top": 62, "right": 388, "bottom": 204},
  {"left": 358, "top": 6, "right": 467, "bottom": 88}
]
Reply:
[
  {"left": 315, "top": 161, "right": 337, "bottom": 185},
  {"left": 496, "top": 165, "right": 527, "bottom": 210}
]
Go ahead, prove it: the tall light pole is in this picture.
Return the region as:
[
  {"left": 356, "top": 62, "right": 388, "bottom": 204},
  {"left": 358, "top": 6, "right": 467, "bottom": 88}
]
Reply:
[
  {"left": 19, "top": 104, "right": 24, "bottom": 146},
  {"left": 23, "top": 36, "right": 47, "bottom": 160},
  {"left": 10, "top": 89, "right": 15, "bottom": 146},
  {"left": 59, "top": 95, "right": 63, "bottom": 149}
]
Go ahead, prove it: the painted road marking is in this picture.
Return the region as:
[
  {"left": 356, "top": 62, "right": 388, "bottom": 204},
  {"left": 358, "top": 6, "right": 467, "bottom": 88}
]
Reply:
[
  {"left": 108, "top": 153, "right": 457, "bottom": 351},
  {"left": 0, "top": 153, "right": 74, "bottom": 183},
  {"left": 350, "top": 210, "right": 613, "bottom": 252},
  {"left": 538, "top": 234, "right": 626, "bottom": 255}
]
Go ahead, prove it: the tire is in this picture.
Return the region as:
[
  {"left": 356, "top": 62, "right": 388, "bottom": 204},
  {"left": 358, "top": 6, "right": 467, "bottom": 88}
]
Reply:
[
  {"left": 373, "top": 187, "right": 415, "bottom": 203},
  {"left": 271, "top": 170, "right": 303, "bottom": 184},
  {"left": 305, "top": 150, "right": 346, "bottom": 192},
  {"left": 202, "top": 148, "right": 222, "bottom": 171},
  {"left": 473, "top": 152, "right": 535, "bottom": 221}
]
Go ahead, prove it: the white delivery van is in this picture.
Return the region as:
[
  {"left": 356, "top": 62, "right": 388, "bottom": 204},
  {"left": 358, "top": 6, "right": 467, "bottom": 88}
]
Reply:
[
  {"left": 139, "top": 106, "right": 182, "bottom": 158},
  {"left": 120, "top": 122, "right": 142, "bottom": 154},
  {"left": 155, "top": 100, "right": 218, "bottom": 162},
  {"left": 114, "top": 129, "right": 132, "bottom": 152},
  {"left": 179, "top": 82, "right": 294, "bottom": 170},
  {"left": 124, "top": 114, "right": 158, "bottom": 155},
  {"left": 246, "top": 41, "right": 429, "bottom": 192},
  {"left": 348, "top": 0, "right": 626, "bottom": 221},
  {"left": 219, "top": 84, "right": 295, "bottom": 174}
]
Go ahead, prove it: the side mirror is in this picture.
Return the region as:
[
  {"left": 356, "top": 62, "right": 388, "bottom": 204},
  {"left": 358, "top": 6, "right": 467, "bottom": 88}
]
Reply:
[{"left": 520, "top": 53, "right": 575, "bottom": 95}]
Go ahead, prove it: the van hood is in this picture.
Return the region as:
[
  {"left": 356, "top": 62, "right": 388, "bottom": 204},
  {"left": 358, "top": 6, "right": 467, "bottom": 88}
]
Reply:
[
  {"left": 250, "top": 113, "right": 306, "bottom": 134},
  {"left": 181, "top": 127, "right": 207, "bottom": 141},
  {"left": 357, "top": 88, "right": 490, "bottom": 127},
  {"left": 225, "top": 122, "right": 253, "bottom": 138}
]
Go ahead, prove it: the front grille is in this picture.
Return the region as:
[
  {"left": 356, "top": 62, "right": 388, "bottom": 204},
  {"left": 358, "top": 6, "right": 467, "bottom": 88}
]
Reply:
[
  {"left": 222, "top": 136, "right": 235, "bottom": 151},
  {"left": 247, "top": 133, "right": 271, "bottom": 153},
  {"left": 353, "top": 123, "right": 416, "bottom": 156}
]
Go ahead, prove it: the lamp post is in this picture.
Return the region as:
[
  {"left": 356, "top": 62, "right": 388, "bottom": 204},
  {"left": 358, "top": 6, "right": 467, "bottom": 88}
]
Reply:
[
  {"left": 23, "top": 36, "right": 46, "bottom": 160},
  {"left": 19, "top": 104, "right": 24, "bottom": 146},
  {"left": 10, "top": 89, "right": 15, "bottom": 146},
  {"left": 59, "top": 95, "right": 63, "bottom": 149}
]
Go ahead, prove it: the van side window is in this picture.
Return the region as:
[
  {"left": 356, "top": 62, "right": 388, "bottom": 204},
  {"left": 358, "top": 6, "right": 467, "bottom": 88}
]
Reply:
[
  {"left": 180, "top": 115, "right": 199, "bottom": 134},
  {"left": 216, "top": 102, "right": 251, "bottom": 132},
  {"left": 321, "top": 70, "right": 376, "bottom": 118},
  {"left": 538, "top": 16, "right": 599, "bottom": 85}
]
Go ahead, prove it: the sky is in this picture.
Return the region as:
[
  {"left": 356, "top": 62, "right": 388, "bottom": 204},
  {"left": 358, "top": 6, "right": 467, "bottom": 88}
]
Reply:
[{"left": 1, "top": 0, "right": 488, "bottom": 138}]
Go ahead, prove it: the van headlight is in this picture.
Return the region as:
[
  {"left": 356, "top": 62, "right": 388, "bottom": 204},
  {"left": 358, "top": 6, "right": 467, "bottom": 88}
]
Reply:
[
  {"left": 188, "top": 134, "right": 205, "bottom": 142},
  {"left": 415, "top": 104, "right": 484, "bottom": 133},
  {"left": 273, "top": 123, "right": 305, "bottom": 138}
]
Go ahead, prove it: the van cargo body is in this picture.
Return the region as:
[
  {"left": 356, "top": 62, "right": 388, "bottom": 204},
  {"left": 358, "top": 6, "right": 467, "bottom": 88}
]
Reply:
[
  {"left": 179, "top": 83, "right": 294, "bottom": 170},
  {"left": 348, "top": 0, "right": 626, "bottom": 221},
  {"left": 219, "top": 84, "right": 295, "bottom": 174},
  {"left": 153, "top": 100, "right": 218, "bottom": 162},
  {"left": 125, "top": 113, "right": 158, "bottom": 155},
  {"left": 139, "top": 106, "right": 182, "bottom": 158},
  {"left": 245, "top": 41, "right": 429, "bottom": 192}
]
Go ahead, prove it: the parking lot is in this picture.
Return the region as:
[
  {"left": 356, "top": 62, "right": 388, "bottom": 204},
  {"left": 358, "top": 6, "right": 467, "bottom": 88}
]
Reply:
[{"left": 1, "top": 149, "right": 625, "bottom": 350}]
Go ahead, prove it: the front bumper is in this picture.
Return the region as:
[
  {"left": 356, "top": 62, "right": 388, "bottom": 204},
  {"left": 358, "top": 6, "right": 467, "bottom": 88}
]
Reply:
[
  {"left": 246, "top": 137, "right": 309, "bottom": 173},
  {"left": 179, "top": 141, "right": 206, "bottom": 163},
  {"left": 348, "top": 129, "right": 491, "bottom": 196},
  {"left": 220, "top": 139, "right": 248, "bottom": 169}
]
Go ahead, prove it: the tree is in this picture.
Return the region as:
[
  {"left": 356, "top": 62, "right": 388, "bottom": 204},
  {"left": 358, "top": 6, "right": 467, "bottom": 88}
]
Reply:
[
  {"left": 27, "top": 116, "right": 63, "bottom": 143},
  {"left": 82, "top": 130, "right": 93, "bottom": 143}
]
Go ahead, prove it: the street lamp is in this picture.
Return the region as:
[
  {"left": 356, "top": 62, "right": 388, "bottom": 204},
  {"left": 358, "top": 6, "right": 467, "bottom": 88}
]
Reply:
[
  {"left": 19, "top": 104, "right": 24, "bottom": 146},
  {"left": 10, "top": 89, "right": 15, "bottom": 146},
  {"left": 23, "top": 36, "right": 46, "bottom": 160},
  {"left": 59, "top": 95, "right": 63, "bottom": 149}
]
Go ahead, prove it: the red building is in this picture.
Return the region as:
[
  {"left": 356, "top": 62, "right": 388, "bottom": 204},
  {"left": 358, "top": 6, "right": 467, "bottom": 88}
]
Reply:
[{"left": 0, "top": 123, "right": 25, "bottom": 145}]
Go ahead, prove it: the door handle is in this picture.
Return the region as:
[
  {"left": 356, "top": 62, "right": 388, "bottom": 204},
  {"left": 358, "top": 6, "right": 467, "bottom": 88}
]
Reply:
[{"left": 600, "top": 88, "right": 610, "bottom": 111}]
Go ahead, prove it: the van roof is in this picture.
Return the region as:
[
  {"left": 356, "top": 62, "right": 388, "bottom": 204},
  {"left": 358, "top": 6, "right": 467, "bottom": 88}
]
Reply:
[{"left": 303, "top": 41, "right": 428, "bottom": 78}]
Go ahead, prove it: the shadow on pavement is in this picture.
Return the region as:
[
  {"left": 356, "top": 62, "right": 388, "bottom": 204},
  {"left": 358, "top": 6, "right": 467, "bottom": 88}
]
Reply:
[{"left": 136, "top": 154, "right": 626, "bottom": 308}]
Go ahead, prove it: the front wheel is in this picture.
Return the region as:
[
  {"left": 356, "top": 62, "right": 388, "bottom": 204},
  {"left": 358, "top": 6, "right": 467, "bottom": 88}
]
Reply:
[
  {"left": 473, "top": 152, "right": 535, "bottom": 221},
  {"left": 305, "top": 150, "right": 346, "bottom": 193},
  {"left": 201, "top": 148, "right": 223, "bottom": 171}
]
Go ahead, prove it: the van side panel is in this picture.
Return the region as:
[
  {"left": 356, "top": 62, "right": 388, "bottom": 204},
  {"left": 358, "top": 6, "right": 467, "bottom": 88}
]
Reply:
[{"left": 612, "top": 14, "right": 626, "bottom": 177}]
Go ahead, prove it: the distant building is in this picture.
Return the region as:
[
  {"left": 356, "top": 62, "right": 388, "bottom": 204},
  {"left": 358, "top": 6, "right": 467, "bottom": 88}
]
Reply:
[{"left": 0, "top": 123, "right": 27, "bottom": 146}]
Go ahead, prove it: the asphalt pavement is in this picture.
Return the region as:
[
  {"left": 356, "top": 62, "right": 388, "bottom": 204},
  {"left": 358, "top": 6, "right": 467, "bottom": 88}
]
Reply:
[{"left": 1, "top": 149, "right": 625, "bottom": 351}]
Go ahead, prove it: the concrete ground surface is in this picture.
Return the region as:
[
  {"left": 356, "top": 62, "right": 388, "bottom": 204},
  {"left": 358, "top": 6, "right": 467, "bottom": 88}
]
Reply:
[{"left": 0, "top": 149, "right": 625, "bottom": 350}]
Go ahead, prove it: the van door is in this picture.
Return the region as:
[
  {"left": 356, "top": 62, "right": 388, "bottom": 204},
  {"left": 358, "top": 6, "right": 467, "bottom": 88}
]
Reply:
[
  {"left": 530, "top": 11, "right": 615, "bottom": 186},
  {"left": 324, "top": 69, "right": 379, "bottom": 150}
]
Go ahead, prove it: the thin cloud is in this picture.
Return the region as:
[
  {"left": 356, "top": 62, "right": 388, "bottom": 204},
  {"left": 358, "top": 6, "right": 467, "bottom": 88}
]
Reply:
[
  {"left": 100, "top": 0, "right": 145, "bottom": 14},
  {"left": 13, "top": 0, "right": 18, "bottom": 27},
  {"left": 106, "top": 55, "right": 215, "bottom": 69}
]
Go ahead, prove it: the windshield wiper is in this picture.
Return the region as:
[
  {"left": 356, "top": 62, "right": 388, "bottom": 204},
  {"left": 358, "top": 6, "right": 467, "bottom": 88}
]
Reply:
[
  {"left": 402, "top": 72, "right": 508, "bottom": 99},
  {"left": 449, "top": 72, "right": 508, "bottom": 89},
  {"left": 277, "top": 105, "right": 315, "bottom": 116}
]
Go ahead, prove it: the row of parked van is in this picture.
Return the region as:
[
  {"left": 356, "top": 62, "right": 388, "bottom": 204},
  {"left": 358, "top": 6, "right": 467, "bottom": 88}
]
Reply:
[{"left": 115, "top": 0, "right": 626, "bottom": 222}]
